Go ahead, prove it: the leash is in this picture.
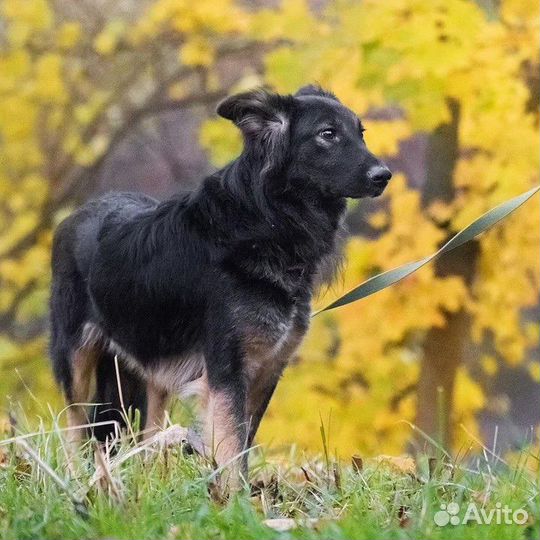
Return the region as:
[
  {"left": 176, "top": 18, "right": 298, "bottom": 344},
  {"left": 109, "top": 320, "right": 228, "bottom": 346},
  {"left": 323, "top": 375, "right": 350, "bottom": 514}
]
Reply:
[{"left": 313, "top": 185, "right": 540, "bottom": 316}]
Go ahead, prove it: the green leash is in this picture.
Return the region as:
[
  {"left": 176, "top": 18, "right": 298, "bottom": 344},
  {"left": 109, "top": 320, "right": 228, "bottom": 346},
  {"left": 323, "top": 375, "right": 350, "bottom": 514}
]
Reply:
[{"left": 313, "top": 185, "right": 540, "bottom": 316}]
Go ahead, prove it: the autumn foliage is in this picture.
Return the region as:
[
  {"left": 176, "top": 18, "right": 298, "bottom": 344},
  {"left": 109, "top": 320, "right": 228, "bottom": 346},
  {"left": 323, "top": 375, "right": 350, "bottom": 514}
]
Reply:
[{"left": 0, "top": 0, "right": 538, "bottom": 456}]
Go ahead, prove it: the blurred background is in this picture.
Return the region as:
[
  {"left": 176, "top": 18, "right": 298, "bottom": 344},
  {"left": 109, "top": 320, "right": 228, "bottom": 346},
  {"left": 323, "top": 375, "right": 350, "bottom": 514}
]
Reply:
[{"left": 0, "top": 0, "right": 538, "bottom": 458}]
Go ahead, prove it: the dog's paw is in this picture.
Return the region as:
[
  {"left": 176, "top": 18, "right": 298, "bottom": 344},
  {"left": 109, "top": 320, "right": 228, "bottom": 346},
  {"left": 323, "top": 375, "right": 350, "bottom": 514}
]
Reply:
[
  {"left": 148, "top": 425, "right": 206, "bottom": 457},
  {"left": 149, "top": 425, "right": 189, "bottom": 448}
]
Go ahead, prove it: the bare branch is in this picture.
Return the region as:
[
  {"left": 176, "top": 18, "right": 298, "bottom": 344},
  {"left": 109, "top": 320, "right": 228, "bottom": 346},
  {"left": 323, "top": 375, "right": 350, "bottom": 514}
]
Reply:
[
  {"left": 1, "top": 39, "right": 273, "bottom": 261},
  {"left": 0, "top": 279, "right": 40, "bottom": 330}
]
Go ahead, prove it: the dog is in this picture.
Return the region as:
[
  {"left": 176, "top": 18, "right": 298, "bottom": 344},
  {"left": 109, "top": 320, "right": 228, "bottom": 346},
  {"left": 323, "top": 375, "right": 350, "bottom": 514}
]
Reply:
[{"left": 49, "top": 85, "right": 391, "bottom": 487}]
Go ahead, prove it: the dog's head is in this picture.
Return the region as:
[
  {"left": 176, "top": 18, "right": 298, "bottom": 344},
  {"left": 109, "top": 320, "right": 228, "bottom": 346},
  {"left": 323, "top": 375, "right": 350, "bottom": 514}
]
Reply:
[{"left": 217, "top": 85, "right": 391, "bottom": 199}]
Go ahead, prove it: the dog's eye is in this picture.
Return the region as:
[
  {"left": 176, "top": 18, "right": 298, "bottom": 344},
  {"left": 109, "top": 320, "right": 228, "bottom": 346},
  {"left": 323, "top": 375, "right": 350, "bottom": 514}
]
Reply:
[{"left": 319, "top": 129, "right": 336, "bottom": 141}]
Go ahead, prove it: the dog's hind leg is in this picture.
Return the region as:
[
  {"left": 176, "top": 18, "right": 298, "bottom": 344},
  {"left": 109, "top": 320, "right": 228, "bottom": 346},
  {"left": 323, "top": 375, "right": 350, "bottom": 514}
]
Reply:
[
  {"left": 142, "top": 383, "right": 169, "bottom": 440},
  {"left": 66, "top": 345, "right": 99, "bottom": 445}
]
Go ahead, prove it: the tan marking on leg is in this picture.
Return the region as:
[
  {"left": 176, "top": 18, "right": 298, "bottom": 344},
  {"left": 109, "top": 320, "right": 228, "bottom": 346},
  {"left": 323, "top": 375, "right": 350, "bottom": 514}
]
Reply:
[
  {"left": 201, "top": 383, "right": 246, "bottom": 491},
  {"left": 67, "top": 346, "right": 99, "bottom": 445},
  {"left": 143, "top": 383, "right": 169, "bottom": 440}
]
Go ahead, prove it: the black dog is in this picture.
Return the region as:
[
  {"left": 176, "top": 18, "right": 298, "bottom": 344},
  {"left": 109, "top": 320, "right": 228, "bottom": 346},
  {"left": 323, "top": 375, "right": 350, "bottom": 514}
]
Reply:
[{"left": 49, "top": 85, "right": 391, "bottom": 485}]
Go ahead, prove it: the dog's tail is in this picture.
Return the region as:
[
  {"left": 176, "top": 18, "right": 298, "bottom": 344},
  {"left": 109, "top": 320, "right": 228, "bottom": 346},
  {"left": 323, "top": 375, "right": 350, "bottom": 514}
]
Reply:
[{"left": 90, "top": 351, "right": 148, "bottom": 442}]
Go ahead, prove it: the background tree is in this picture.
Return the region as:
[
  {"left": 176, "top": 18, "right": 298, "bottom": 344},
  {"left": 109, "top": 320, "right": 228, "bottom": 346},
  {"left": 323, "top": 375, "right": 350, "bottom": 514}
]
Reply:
[
  {"left": 0, "top": 0, "right": 265, "bottom": 409},
  {"left": 0, "top": 0, "right": 538, "bottom": 456},
  {"left": 247, "top": 0, "right": 539, "bottom": 454}
]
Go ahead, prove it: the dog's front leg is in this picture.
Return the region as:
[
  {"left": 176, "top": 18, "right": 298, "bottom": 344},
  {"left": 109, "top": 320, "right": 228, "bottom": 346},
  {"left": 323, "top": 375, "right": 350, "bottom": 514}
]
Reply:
[
  {"left": 202, "top": 325, "right": 248, "bottom": 492},
  {"left": 246, "top": 307, "right": 309, "bottom": 447},
  {"left": 202, "top": 384, "right": 247, "bottom": 491}
]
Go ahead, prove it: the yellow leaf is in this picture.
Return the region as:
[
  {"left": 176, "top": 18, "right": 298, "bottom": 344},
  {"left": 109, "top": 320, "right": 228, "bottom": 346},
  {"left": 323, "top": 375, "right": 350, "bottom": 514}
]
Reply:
[
  {"left": 179, "top": 38, "right": 214, "bottom": 67},
  {"left": 94, "top": 21, "right": 124, "bottom": 55},
  {"left": 58, "top": 21, "right": 81, "bottom": 49},
  {"left": 372, "top": 455, "right": 416, "bottom": 475}
]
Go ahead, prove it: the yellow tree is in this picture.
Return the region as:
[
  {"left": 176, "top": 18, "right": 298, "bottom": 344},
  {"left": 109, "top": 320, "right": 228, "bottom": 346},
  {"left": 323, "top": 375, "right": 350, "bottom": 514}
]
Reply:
[
  {"left": 1, "top": 0, "right": 538, "bottom": 458},
  {"left": 0, "top": 0, "right": 266, "bottom": 410},
  {"left": 200, "top": 0, "right": 539, "bottom": 454}
]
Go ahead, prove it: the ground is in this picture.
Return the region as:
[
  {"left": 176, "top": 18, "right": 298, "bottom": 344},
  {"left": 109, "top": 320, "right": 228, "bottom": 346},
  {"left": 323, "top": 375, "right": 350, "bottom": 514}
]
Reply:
[{"left": 0, "top": 417, "right": 538, "bottom": 540}]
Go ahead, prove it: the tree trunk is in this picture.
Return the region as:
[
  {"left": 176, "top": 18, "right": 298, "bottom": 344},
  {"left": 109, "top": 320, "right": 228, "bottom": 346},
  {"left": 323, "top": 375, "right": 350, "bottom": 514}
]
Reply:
[
  {"left": 415, "top": 99, "right": 479, "bottom": 450},
  {"left": 415, "top": 243, "right": 479, "bottom": 449}
]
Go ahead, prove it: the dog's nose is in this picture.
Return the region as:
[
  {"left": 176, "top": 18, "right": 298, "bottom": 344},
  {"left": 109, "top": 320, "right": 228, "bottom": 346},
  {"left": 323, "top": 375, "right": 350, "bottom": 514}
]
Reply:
[{"left": 368, "top": 165, "right": 392, "bottom": 184}]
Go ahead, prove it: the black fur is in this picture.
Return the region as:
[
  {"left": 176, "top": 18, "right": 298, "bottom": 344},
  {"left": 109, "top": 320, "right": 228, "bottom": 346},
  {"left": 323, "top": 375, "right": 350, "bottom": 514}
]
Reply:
[{"left": 49, "top": 86, "right": 391, "bottom": 468}]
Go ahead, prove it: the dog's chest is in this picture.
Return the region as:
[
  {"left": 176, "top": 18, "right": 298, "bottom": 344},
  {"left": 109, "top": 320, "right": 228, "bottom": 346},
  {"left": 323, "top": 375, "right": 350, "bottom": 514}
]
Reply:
[
  {"left": 245, "top": 305, "right": 295, "bottom": 351},
  {"left": 233, "top": 299, "right": 306, "bottom": 381}
]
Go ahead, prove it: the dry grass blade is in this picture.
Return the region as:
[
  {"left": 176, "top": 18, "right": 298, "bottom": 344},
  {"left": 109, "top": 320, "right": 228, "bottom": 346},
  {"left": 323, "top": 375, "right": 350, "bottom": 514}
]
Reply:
[
  {"left": 333, "top": 461, "right": 341, "bottom": 491},
  {"left": 89, "top": 424, "right": 205, "bottom": 488},
  {"left": 14, "top": 438, "right": 88, "bottom": 518},
  {"left": 93, "top": 441, "right": 124, "bottom": 503},
  {"left": 0, "top": 420, "right": 119, "bottom": 447}
]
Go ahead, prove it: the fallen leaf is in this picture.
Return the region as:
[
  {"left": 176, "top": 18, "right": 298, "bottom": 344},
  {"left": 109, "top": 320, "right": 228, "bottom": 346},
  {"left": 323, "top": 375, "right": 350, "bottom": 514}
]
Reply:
[
  {"left": 398, "top": 505, "right": 411, "bottom": 528},
  {"left": 352, "top": 454, "right": 363, "bottom": 473},
  {"left": 0, "top": 448, "right": 9, "bottom": 468},
  {"left": 263, "top": 518, "right": 319, "bottom": 532},
  {"left": 373, "top": 455, "right": 416, "bottom": 475}
]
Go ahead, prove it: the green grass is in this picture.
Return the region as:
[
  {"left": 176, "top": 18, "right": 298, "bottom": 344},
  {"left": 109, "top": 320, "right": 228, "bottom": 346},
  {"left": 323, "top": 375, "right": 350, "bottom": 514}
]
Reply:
[{"left": 0, "top": 416, "right": 538, "bottom": 540}]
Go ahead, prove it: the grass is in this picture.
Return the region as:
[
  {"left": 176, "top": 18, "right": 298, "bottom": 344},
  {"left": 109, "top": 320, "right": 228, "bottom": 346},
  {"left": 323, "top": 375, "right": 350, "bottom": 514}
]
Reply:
[{"left": 0, "top": 413, "right": 538, "bottom": 540}]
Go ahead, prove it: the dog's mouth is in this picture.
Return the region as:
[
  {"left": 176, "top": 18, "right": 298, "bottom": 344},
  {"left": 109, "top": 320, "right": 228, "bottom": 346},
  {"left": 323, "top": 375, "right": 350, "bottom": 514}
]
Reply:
[{"left": 368, "top": 178, "right": 389, "bottom": 197}]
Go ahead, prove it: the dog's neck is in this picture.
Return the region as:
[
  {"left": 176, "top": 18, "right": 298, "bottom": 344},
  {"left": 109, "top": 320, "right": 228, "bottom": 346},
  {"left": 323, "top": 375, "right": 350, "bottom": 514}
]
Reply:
[{"left": 184, "top": 159, "right": 347, "bottom": 292}]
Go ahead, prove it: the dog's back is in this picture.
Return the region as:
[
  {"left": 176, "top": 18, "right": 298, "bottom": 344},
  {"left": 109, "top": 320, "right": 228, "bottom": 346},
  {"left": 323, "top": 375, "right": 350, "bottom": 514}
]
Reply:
[{"left": 49, "top": 192, "right": 157, "bottom": 440}]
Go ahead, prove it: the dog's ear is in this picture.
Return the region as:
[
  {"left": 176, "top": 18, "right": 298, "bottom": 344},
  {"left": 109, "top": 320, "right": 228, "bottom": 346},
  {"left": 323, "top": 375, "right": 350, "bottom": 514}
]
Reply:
[
  {"left": 217, "top": 89, "right": 292, "bottom": 182},
  {"left": 295, "top": 84, "right": 339, "bottom": 102},
  {"left": 216, "top": 88, "right": 291, "bottom": 140}
]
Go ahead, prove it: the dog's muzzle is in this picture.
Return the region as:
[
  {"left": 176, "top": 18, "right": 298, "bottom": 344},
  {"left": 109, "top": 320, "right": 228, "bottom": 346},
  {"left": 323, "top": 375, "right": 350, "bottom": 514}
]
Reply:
[{"left": 367, "top": 165, "right": 392, "bottom": 196}]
